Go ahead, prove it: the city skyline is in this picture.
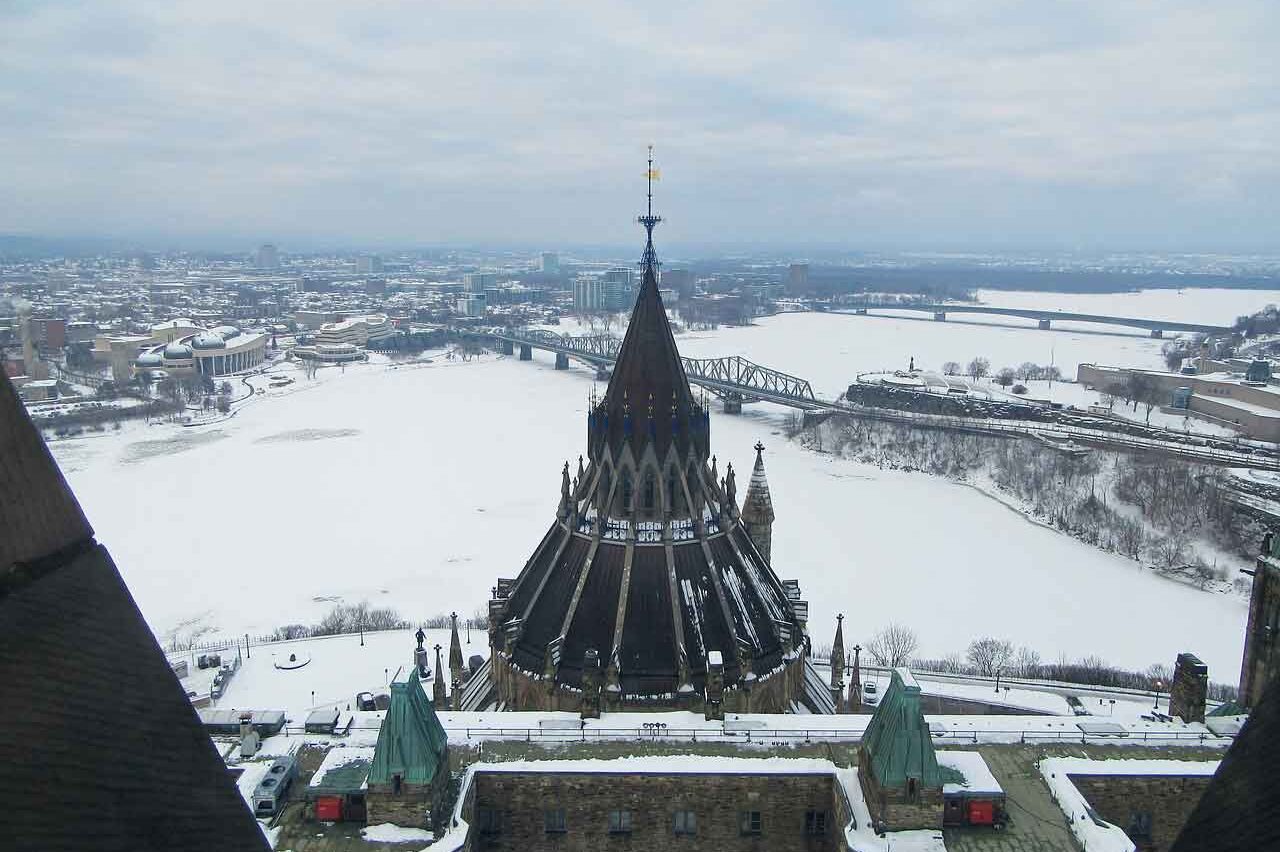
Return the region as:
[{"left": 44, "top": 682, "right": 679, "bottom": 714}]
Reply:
[{"left": 2, "top": 1, "right": 1277, "bottom": 252}]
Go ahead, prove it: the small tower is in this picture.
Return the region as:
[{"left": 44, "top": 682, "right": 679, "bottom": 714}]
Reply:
[
  {"left": 831, "top": 614, "right": 846, "bottom": 712},
  {"left": 432, "top": 644, "right": 446, "bottom": 709},
  {"left": 849, "top": 644, "right": 863, "bottom": 712},
  {"left": 449, "top": 612, "right": 464, "bottom": 708},
  {"left": 740, "top": 442, "right": 776, "bottom": 562}
]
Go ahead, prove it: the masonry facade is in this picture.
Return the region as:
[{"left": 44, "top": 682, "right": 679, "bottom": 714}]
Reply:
[
  {"left": 1071, "top": 775, "right": 1211, "bottom": 852},
  {"left": 467, "top": 772, "right": 842, "bottom": 852},
  {"left": 1240, "top": 535, "right": 1280, "bottom": 709}
]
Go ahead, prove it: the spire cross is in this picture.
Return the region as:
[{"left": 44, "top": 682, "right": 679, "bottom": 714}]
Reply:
[{"left": 638, "top": 146, "right": 662, "bottom": 277}]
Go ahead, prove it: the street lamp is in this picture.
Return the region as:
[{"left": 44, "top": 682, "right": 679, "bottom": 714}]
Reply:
[
  {"left": 1153, "top": 680, "right": 1164, "bottom": 711},
  {"left": 994, "top": 667, "right": 1003, "bottom": 694}
]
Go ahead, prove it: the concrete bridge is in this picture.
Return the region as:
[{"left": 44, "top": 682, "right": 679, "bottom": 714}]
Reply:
[{"left": 834, "top": 303, "right": 1232, "bottom": 337}]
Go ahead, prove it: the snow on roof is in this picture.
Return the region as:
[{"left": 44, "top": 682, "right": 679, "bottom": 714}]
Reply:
[
  {"left": 309, "top": 745, "right": 375, "bottom": 791},
  {"left": 470, "top": 755, "right": 838, "bottom": 775},
  {"left": 937, "top": 750, "right": 1002, "bottom": 795},
  {"left": 1040, "top": 757, "right": 1220, "bottom": 852}
]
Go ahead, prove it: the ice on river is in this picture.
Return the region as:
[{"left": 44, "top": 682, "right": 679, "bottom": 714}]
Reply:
[{"left": 48, "top": 305, "right": 1251, "bottom": 678}]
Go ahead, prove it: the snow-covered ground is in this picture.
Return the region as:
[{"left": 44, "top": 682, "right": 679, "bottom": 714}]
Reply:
[{"left": 45, "top": 297, "right": 1254, "bottom": 679}]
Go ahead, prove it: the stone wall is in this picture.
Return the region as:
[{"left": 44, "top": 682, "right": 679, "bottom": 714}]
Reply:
[
  {"left": 366, "top": 779, "right": 445, "bottom": 831},
  {"left": 1240, "top": 554, "right": 1280, "bottom": 708},
  {"left": 470, "top": 771, "right": 842, "bottom": 852},
  {"left": 856, "top": 762, "right": 943, "bottom": 831},
  {"left": 1070, "top": 775, "right": 1211, "bottom": 852}
]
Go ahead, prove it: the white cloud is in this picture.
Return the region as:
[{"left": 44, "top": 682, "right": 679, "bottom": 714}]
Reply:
[{"left": 0, "top": 0, "right": 1276, "bottom": 249}]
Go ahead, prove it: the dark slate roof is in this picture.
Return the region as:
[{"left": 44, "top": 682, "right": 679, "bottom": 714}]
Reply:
[
  {"left": 589, "top": 266, "right": 708, "bottom": 463},
  {"left": 503, "top": 518, "right": 795, "bottom": 697},
  {"left": 0, "top": 370, "right": 268, "bottom": 852},
  {"left": 369, "top": 669, "right": 449, "bottom": 786},
  {"left": 1170, "top": 672, "right": 1280, "bottom": 852}
]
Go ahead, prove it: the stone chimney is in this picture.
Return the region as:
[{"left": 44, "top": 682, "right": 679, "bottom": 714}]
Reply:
[
  {"left": 581, "top": 648, "right": 602, "bottom": 719},
  {"left": 1170, "top": 652, "right": 1209, "bottom": 723},
  {"left": 705, "top": 650, "right": 725, "bottom": 721}
]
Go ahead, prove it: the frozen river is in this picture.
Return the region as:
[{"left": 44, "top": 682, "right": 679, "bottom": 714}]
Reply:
[{"left": 48, "top": 287, "right": 1277, "bottom": 680}]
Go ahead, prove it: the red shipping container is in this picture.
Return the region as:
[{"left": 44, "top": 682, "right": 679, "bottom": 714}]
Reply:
[
  {"left": 967, "top": 800, "right": 994, "bottom": 826},
  {"left": 315, "top": 796, "right": 343, "bottom": 821}
]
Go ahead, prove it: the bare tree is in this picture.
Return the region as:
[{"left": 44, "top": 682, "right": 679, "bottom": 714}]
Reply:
[
  {"left": 941, "top": 361, "right": 961, "bottom": 376},
  {"left": 967, "top": 357, "right": 990, "bottom": 381},
  {"left": 1016, "top": 362, "right": 1039, "bottom": 381},
  {"left": 966, "top": 636, "right": 1015, "bottom": 677},
  {"left": 867, "top": 623, "right": 919, "bottom": 668},
  {"left": 1012, "top": 645, "right": 1042, "bottom": 678},
  {"left": 995, "top": 368, "right": 1016, "bottom": 389}
]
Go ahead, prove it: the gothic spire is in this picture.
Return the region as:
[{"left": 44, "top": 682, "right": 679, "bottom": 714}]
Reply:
[
  {"left": 591, "top": 147, "right": 704, "bottom": 463},
  {"left": 741, "top": 441, "right": 776, "bottom": 525}
]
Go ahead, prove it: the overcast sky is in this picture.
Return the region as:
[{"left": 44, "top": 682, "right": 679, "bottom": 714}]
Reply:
[{"left": 2, "top": 1, "right": 1277, "bottom": 252}]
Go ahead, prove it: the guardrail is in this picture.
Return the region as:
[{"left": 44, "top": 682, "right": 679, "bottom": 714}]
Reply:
[{"left": 259, "top": 721, "right": 1229, "bottom": 747}]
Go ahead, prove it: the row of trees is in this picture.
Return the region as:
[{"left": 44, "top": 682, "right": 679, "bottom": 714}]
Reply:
[
  {"left": 801, "top": 413, "right": 1257, "bottom": 588},
  {"left": 852, "top": 624, "right": 1237, "bottom": 700},
  {"left": 939, "top": 358, "right": 1063, "bottom": 387}
]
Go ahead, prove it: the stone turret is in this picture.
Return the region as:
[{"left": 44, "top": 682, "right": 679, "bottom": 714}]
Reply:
[
  {"left": 432, "top": 644, "right": 446, "bottom": 708},
  {"left": 831, "top": 614, "right": 846, "bottom": 712},
  {"left": 848, "top": 644, "right": 863, "bottom": 712},
  {"left": 740, "top": 442, "right": 776, "bottom": 563}
]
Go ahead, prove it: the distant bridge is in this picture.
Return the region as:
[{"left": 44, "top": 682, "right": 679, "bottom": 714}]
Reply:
[
  {"left": 474, "top": 327, "right": 1280, "bottom": 470},
  {"left": 832, "top": 303, "right": 1232, "bottom": 337},
  {"left": 475, "top": 329, "right": 821, "bottom": 411}
]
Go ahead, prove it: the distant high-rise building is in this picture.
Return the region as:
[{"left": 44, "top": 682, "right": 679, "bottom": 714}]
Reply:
[
  {"left": 356, "top": 254, "right": 383, "bottom": 274},
  {"left": 256, "top": 244, "right": 280, "bottom": 269},
  {"left": 788, "top": 262, "right": 809, "bottom": 293},
  {"left": 573, "top": 267, "right": 636, "bottom": 313},
  {"left": 601, "top": 266, "right": 636, "bottom": 311},
  {"left": 540, "top": 252, "right": 559, "bottom": 274},
  {"left": 572, "top": 274, "right": 603, "bottom": 312},
  {"left": 457, "top": 293, "right": 487, "bottom": 317},
  {"left": 463, "top": 272, "right": 498, "bottom": 293},
  {"left": 662, "top": 268, "right": 694, "bottom": 301}
]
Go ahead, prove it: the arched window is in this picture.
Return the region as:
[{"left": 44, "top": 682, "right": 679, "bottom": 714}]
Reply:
[
  {"left": 621, "top": 472, "right": 633, "bottom": 512},
  {"left": 666, "top": 467, "right": 679, "bottom": 512},
  {"left": 643, "top": 471, "right": 656, "bottom": 511}
]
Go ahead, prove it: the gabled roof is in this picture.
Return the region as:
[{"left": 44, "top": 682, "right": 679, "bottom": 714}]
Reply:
[
  {"left": 0, "top": 369, "right": 269, "bottom": 850},
  {"left": 369, "top": 669, "right": 449, "bottom": 786},
  {"left": 862, "top": 668, "right": 953, "bottom": 789}
]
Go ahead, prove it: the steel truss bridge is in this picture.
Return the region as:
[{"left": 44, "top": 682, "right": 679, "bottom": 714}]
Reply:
[
  {"left": 475, "top": 328, "right": 1280, "bottom": 470},
  {"left": 477, "top": 329, "right": 822, "bottom": 409}
]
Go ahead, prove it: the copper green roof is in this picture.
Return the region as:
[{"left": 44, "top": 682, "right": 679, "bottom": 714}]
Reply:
[
  {"left": 862, "top": 668, "right": 957, "bottom": 789},
  {"left": 368, "top": 669, "right": 449, "bottom": 786}
]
